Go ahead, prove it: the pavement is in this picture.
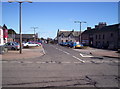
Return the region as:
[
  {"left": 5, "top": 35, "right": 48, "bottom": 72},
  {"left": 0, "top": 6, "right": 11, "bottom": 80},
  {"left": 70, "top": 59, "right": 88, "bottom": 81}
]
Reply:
[
  {"left": 73, "top": 47, "right": 119, "bottom": 58},
  {"left": 1, "top": 45, "right": 119, "bottom": 61},
  {"left": 1, "top": 46, "right": 45, "bottom": 60}
]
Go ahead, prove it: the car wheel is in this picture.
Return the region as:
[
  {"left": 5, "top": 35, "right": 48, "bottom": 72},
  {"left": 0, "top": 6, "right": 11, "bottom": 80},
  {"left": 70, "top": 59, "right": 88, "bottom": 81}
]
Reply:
[
  {"left": 11, "top": 47, "right": 15, "bottom": 50},
  {"left": 73, "top": 46, "right": 76, "bottom": 49}
]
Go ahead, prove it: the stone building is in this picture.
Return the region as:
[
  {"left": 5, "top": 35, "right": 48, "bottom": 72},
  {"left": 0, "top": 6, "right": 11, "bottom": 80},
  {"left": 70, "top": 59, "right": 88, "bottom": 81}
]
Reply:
[
  {"left": 57, "top": 29, "right": 80, "bottom": 44},
  {"left": 15, "top": 34, "right": 37, "bottom": 42},
  {"left": 7, "top": 29, "right": 16, "bottom": 42},
  {"left": 82, "top": 22, "right": 120, "bottom": 50}
]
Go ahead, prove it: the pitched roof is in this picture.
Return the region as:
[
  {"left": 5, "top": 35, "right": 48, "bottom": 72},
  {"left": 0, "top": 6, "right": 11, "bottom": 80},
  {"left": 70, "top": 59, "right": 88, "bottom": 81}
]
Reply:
[
  {"left": 8, "top": 29, "right": 17, "bottom": 34},
  {"left": 15, "top": 34, "right": 35, "bottom": 39},
  {"left": 82, "top": 23, "right": 120, "bottom": 34},
  {"left": 58, "top": 31, "right": 80, "bottom": 37}
]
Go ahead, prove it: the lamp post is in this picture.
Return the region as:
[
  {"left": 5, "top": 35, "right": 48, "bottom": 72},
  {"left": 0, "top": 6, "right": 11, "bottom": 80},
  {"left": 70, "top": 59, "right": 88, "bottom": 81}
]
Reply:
[
  {"left": 31, "top": 27, "right": 38, "bottom": 41},
  {"left": 8, "top": 0, "right": 32, "bottom": 54},
  {"left": 74, "top": 21, "right": 87, "bottom": 43}
]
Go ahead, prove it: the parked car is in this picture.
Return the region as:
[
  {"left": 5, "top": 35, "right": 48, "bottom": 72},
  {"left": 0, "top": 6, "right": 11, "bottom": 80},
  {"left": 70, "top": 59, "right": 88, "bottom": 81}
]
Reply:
[
  {"left": 4, "top": 42, "right": 20, "bottom": 50},
  {"left": 29, "top": 41, "right": 42, "bottom": 46},
  {"left": 38, "top": 40, "right": 42, "bottom": 44},
  {"left": 73, "top": 42, "right": 83, "bottom": 48},
  {"left": 67, "top": 41, "right": 74, "bottom": 48},
  {"left": 63, "top": 42, "right": 68, "bottom": 46},
  {"left": 23, "top": 42, "right": 39, "bottom": 47}
]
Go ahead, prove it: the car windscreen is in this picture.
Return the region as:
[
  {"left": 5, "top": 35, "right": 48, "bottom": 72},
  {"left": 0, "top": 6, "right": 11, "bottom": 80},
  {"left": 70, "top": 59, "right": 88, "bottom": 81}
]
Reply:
[{"left": 14, "top": 42, "right": 19, "bottom": 45}]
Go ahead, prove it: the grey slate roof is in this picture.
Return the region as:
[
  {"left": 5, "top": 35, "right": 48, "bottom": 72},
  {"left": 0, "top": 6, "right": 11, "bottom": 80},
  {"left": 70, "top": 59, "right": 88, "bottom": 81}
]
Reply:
[
  {"left": 15, "top": 34, "right": 35, "bottom": 39},
  {"left": 58, "top": 31, "right": 80, "bottom": 37},
  {"left": 82, "top": 24, "right": 120, "bottom": 34}
]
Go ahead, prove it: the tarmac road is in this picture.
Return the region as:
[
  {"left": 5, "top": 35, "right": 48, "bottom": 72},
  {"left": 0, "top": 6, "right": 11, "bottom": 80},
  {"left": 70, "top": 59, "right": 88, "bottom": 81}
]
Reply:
[{"left": 2, "top": 43, "right": 119, "bottom": 88}]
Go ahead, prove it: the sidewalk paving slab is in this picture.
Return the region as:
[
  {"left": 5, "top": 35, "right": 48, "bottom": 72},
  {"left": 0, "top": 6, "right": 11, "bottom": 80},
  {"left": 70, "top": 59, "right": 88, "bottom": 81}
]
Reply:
[
  {"left": 1, "top": 46, "right": 44, "bottom": 60},
  {"left": 74, "top": 47, "right": 119, "bottom": 58}
]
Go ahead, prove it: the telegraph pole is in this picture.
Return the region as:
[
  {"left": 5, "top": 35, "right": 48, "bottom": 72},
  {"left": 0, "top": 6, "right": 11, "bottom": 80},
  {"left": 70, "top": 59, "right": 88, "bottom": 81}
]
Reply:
[
  {"left": 31, "top": 27, "right": 38, "bottom": 41},
  {"left": 74, "top": 21, "right": 87, "bottom": 43}
]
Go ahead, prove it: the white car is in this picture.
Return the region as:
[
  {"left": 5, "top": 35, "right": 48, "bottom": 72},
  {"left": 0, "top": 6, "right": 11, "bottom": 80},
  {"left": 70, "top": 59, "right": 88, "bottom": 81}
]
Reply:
[{"left": 23, "top": 42, "right": 39, "bottom": 47}]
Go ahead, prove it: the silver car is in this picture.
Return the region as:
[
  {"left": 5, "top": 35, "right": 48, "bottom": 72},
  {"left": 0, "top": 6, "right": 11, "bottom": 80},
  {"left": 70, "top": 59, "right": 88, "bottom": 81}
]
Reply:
[{"left": 4, "top": 42, "right": 20, "bottom": 50}]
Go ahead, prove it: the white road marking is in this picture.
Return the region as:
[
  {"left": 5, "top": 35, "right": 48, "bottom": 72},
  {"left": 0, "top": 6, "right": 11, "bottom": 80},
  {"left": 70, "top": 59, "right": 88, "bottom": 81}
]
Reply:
[
  {"left": 2, "top": 60, "right": 116, "bottom": 64},
  {"left": 62, "top": 62, "right": 71, "bottom": 63},
  {"left": 51, "top": 61, "right": 56, "bottom": 63},
  {"left": 23, "top": 61, "right": 33, "bottom": 63},
  {"left": 74, "top": 62, "right": 82, "bottom": 64},
  {"left": 41, "top": 45, "right": 46, "bottom": 54},
  {"left": 36, "top": 62, "right": 46, "bottom": 64},
  {"left": 2, "top": 61, "right": 8, "bottom": 63},
  {"left": 80, "top": 53, "right": 93, "bottom": 57},
  {"left": 62, "top": 51, "right": 70, "bottom": 55},
  {"left": 72, "top": 56, "right": 85, "bottom": 63},
  {"left": 58, "top": 49, "right": 63, "bottom": 51},
  {"left": 9, "top": 61, "right": 19, "bottom": 63}
]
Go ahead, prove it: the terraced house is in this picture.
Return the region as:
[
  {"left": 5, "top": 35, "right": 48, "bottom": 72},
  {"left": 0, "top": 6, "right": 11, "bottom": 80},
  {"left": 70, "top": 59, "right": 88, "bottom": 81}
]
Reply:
[
  {"left": 81, "top": 22, "right": 120, "bottom": 50},
  {"left": 57, "top": 29, "right": 80, "bottom": 44}
]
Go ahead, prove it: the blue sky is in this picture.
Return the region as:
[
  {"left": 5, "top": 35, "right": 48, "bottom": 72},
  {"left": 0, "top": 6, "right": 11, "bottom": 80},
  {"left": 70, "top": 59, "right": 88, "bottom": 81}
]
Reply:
[{"left": 2, "top": 2, "right": 118, "bottom": 38}]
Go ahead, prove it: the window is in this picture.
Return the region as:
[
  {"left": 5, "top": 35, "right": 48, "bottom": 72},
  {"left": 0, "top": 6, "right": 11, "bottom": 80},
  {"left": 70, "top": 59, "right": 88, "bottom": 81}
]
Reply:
[
  {"left": 103, "top": 34, "right": 105, "bottom": 39},
  {"left": 96, "top": 35, "right": 97, "bottom": 39},
  {"left": 99, "top": 35, "right": 101, "bottom": 39},
  {"left": 111, "top": 33, "right": 113, "bottom": 37}
]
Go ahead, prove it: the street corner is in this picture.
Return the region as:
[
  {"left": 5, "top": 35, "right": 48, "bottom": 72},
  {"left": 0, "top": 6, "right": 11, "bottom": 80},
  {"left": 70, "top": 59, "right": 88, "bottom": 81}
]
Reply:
[
  {"left": 74, "top": 47, "right": 119, "bottom": 58},
  {"left": 2, "top": 47, "right": 44, "bottom": 60}
]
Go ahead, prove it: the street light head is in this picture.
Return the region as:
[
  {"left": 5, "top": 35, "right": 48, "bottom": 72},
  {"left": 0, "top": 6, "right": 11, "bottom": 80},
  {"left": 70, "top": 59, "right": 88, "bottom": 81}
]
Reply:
[
  {"left": 8, "top": 0, "right": 32, "bottom": 3},
  {"left": 8, "top": 1, "right": 14, "bottom": 3},
  {"left": 24, "top": 1, "right": 32, "bottom": 3},
  {"left": 28, "top": 1, "right": 32, "bottom": 3},
  {"left": 82, "top": 21, "right": 87, "bottom": 23},
  {"left": 74, "top": 21, "right": 80, "bottom": 23}
]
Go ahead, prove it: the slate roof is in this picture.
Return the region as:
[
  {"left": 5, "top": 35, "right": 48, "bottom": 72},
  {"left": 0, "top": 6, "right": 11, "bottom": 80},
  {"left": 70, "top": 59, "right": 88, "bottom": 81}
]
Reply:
[
  {"left": 15, "top": 34, "right": 35, "bottom": 39},
  {"left": 58, "top": 31, "right": 80, "bottom": 37},
  {"left": 82, "top": 24, "right": 120, "bottom": 34},
  {"left": 8, "top": 29, "right": 17, "bottom": 34}
]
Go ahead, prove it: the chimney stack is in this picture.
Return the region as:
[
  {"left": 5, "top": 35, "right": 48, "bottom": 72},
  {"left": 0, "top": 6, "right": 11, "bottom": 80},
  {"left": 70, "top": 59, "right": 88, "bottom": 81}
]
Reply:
[
  {"left": 87, "top": 27, "right": 91, "bottom": 30},
  {"left": 95, "top": 25, "right": 99, "bottom": 29},
  {"left": 98, "top": 22, "right": 107, "bottom": 28}
]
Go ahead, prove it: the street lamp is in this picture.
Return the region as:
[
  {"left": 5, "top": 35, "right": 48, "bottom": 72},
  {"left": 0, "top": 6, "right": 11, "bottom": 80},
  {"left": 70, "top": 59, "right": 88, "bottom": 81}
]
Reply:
[
  {"left": 8, "top": 0, "right": 32, "bottom": 54},
  {"left": 74, "top": 21, "right": 87, "bottom": 43},
  {"left": 31, "top": 27, "right": 38, "bottom": 41}
]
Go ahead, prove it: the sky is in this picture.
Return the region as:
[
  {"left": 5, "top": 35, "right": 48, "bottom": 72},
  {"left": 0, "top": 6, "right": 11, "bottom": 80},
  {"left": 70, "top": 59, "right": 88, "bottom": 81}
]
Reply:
[{"left": 2, "top": 1, "right": 119, "bottom": 39}]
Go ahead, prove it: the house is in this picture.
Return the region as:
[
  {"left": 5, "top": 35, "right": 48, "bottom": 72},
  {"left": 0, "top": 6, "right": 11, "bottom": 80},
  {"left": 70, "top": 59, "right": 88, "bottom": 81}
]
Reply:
[
  {"left": 57, "top": 29, "right": 80, "bottom": 44},
  {"left": 81, "top": 22, "right": 120, "bottom": 50},
  {"left": 2, "top": 24, "right": 8, "bottom": 44},
  {"left": 0, "top": 26, "right": 4, "bottom": 45},
  {"left": 7, "top": 29, "right": 16, "bottom": 42},
  {"left": 15, "top": 34, "right": 38, "bottom": 42},
  {"left": 1, "top": 24, "right": 39, "bottom": 44}
]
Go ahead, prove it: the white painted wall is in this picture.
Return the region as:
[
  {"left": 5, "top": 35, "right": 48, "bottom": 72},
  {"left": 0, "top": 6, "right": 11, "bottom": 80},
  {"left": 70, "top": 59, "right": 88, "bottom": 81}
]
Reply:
[{"left": 0, "top": 28, "right": 4, "bottom": 45}]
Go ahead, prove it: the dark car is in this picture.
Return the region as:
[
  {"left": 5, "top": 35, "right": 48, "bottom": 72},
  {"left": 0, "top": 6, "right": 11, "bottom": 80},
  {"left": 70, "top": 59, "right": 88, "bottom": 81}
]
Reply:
[
  {"left": 60, "top": 42, "right": 68, "bottom": 46},
  {"left": 4, "top": 42, "right": 20, "bottom": 50},
  {"left": 67, "top": 41, "right": 74, "bottom": 48}
]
